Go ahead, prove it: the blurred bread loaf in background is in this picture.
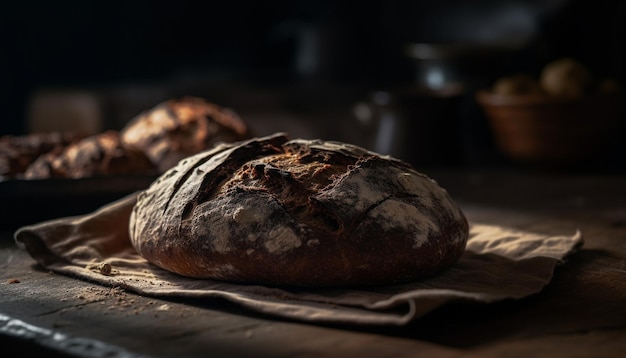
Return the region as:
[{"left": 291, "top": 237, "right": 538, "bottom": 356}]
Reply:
[{"left": 0, "top": 97, "right": 252, "bottom": 180}]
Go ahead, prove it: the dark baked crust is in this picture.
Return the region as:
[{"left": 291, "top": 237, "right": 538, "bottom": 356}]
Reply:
[
  {"left": 23, "top": 131, "right": 157, "bottom": 179},
  {"left": 129, "top": 133, "right": 469, "bottom": 287},
  {"left": 0, "top": 132, "right": 85, "bottom": 178},
  {"left": 120, "top": 96, "right": 252, "bottom": 173}
]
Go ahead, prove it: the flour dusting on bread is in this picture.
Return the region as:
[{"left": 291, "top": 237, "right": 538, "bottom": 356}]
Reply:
[{"left": 129, "top": 133, "right": 469, "bottom": 287}]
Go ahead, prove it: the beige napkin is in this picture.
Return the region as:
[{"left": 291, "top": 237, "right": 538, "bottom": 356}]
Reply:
[{"left": 14, "top": 193, "right": 583, "bottom": 326}]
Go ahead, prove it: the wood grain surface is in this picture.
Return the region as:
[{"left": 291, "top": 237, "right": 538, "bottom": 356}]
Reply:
[{"left": 2, "top": 168, "right": 625, "bottom": 358}]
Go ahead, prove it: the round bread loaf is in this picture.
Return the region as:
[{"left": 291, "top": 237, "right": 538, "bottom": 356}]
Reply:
[
  {"left": 23, "top": 130, "right": 157, "bottom": 179},
  {"left": 120, "top": 96, "right": 251, "bottom": 173},
  {"left": 0, "top": 131, "right": 86, "bottom": 178},
  {"left": 129, "top": 133, "right": 469, "bottom": 287}
]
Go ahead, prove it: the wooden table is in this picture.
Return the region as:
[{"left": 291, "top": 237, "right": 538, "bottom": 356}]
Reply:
[{"left": 2, "top": 168, "right": 626, "bottom": 358}]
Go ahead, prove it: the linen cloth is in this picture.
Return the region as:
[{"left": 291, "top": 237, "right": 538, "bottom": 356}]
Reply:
[{"left": 14, "top": 193, "right": 583, "bottom": 326}]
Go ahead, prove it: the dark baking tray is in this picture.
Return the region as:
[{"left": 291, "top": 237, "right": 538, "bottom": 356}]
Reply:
[{"left": 0, "top": 175, "right": 157, "bottom": 232}]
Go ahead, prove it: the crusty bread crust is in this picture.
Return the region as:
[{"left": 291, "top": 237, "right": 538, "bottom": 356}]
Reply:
[
  {"left": 129, "top": 133, "right": 468, "bottom": 287},
  {"left": 120, "top": 97, "right": 251, "bottom": 173},
  {"left": 24, "top": 131, "right": 156, "bottom": 179},
  {"left": 0, "top": 131, "right": 86, "bottom": 178}
]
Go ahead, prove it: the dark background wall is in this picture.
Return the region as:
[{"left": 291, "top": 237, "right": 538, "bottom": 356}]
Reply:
[{"left": 1, "top": 0, "right": 624, "bottom": 168}]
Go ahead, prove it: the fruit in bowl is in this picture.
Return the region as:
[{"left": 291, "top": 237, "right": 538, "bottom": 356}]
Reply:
[{"left": 477, "top": 58, "right": 624, "bottom": 167}]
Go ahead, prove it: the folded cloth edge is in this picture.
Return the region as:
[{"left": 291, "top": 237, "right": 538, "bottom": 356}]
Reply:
[{"left": 12, "top": 194, "right": 584, "bottom": 327}]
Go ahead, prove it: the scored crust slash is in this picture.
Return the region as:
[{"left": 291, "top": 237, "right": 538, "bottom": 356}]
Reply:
[{"left": 129, "top": 133, "right": 469, "bottom": 287}]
